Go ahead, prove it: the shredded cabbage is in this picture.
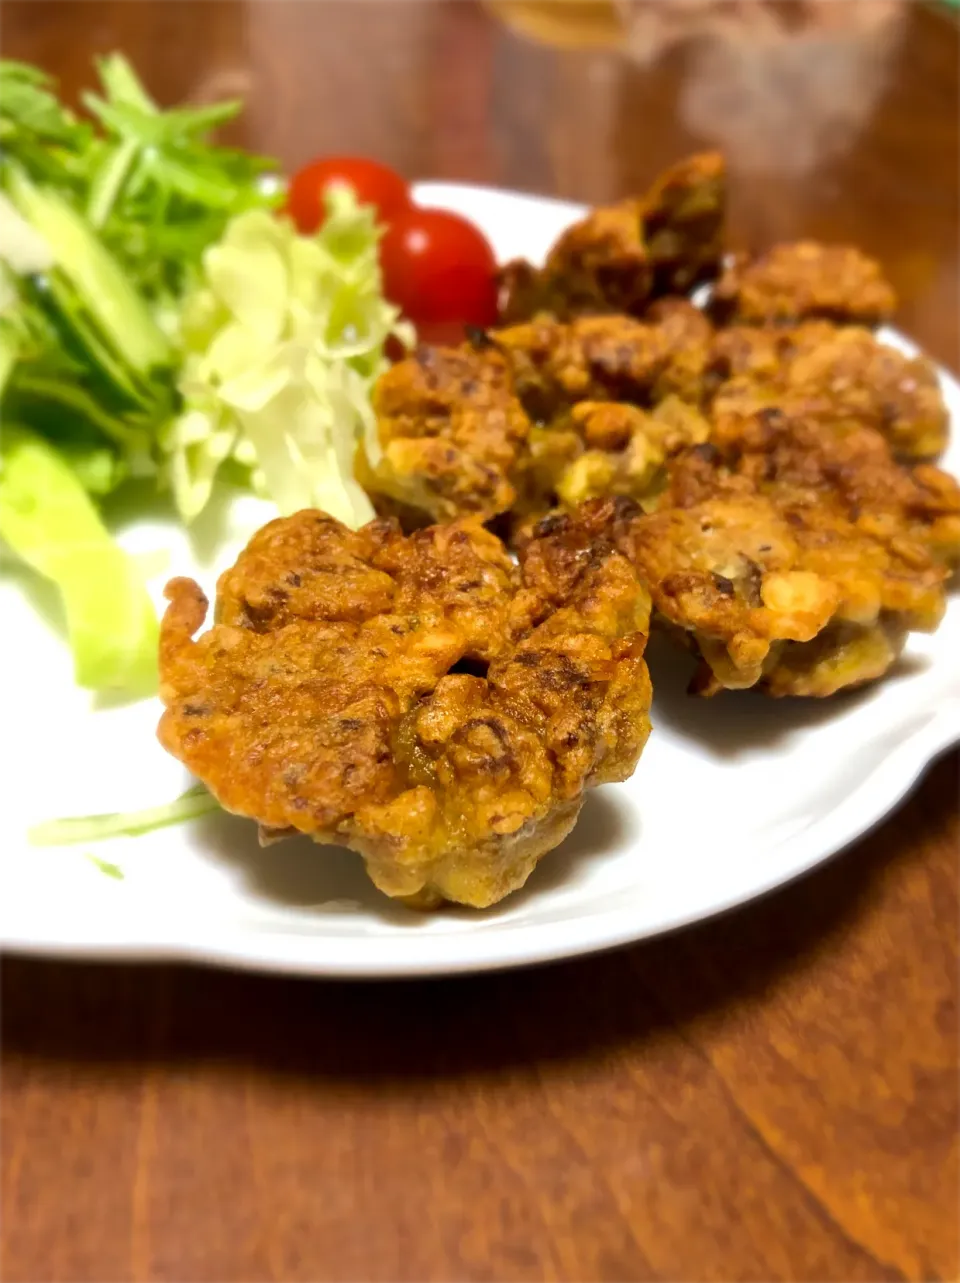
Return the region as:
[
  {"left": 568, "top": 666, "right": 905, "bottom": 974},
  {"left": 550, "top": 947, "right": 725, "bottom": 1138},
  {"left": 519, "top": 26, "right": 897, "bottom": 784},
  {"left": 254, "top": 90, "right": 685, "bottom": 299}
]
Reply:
[{"left": 164, "top": 188, "right": 410, "bottom": 528}]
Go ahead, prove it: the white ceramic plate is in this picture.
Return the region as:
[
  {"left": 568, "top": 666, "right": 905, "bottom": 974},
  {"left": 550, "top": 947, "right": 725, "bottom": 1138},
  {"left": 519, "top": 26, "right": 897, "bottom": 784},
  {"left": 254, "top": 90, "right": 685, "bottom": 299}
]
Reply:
[{"left": 2, "top": 184, "right": 958, "bottom": 977}]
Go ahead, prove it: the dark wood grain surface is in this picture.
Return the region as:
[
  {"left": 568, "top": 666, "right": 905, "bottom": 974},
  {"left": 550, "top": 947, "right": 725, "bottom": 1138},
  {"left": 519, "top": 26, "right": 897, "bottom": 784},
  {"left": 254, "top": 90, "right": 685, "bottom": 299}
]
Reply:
[{"left": 3, "top": 3, "right": 958, "bottom": 1280}]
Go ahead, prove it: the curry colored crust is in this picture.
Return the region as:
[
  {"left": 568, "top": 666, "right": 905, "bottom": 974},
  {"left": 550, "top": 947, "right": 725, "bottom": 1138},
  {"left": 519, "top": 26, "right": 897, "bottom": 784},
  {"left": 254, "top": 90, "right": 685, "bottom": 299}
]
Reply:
[
  {"left": 608, "top": 429, "right": 950, "bottom": 697},
  {"left": 158, "top": 505, "right": 652, "bottom": 909},
  {"left": 367, "top": 344, "right": 530, "bottom": 524},
  {"left": 709, "top": 322, "right": 948, "bottom": 460},
  {"left": 710, "top": 242, "right": 897, "bottom": 327},
  {"left": 497, "top": 151, "right": 725, "bottom": 323}
]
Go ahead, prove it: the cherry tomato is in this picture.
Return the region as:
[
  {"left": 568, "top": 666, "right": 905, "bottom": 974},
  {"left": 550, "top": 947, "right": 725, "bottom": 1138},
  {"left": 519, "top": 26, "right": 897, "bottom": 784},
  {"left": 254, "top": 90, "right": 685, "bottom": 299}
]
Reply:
[
  {"left": 379, "top": 206, "right": 498, "bottom": 340},
  {"left": 286, "top": 156, "right": 410, "bottom": 234}
]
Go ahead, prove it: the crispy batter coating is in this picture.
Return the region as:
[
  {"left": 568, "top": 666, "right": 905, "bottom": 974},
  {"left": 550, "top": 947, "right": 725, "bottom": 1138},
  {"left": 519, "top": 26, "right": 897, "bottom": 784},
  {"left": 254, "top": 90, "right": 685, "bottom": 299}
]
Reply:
[
  {"left": 709, "top": 381, "right": 960, "bottom": 566},
  {"left": 367, "top": 303, "right": 952, "bottom": 553},
  {"left": 645, "top": 295, "right": 716, "bottom": 353},
  {"left": 496, "top": 300, "right": 711, "bottom": 517},
  {"left": 499, "top": 199, "right": 652, "bottom": 322},
  {"left": 709, "top": 323, "right": 949, "bottom": 459},
  {"left": 365, "top": 343, "right": 530, "bottom": 523},
  {"left": 497, "top": 152, "right": 725, "bottom": 322},
  {"left": 614, "top": 444, "right": 949, "bottom": 697},
  {"left": 158, "top": 507, "right": 652, "bottom": 909},
  {"left": 214, "top": 510, "right": 516, "bottom": 657},
  {"left": 710, "top": 242, "right": 897, "bottom": 326},
  {"left": 642, "top": 152, "right": 727, "bottom": 296},
  {"left": 366, "top": 305, "right": 712, "bottom": 526},
  {"left": 494, "top": 300, "right": 712, "bottom": 422},
  {"left": 519, "top": 397, "right": 709, "bottom": 517}
]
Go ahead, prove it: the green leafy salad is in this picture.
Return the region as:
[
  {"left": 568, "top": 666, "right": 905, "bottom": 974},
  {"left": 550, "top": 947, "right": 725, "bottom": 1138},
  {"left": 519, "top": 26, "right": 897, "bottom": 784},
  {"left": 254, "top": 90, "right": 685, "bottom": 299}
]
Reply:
[{"left": 0, "top": 55, "right": 405, "bottom": 694}]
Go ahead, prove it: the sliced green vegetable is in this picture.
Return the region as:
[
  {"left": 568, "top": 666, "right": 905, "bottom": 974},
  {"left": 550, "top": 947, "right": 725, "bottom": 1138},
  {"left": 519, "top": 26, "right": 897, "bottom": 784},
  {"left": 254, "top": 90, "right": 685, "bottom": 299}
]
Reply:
[
  {"left": 91, "top": 51, "right": 156, "bottom": 115},
  {"left": 86, "top": 135, "right": 138, "bottom": 230},
  {"left": 56, "top": 440, "right": 128, "bottom": 495},
  {"left": 86, "top": 854, "right": 124, "bottom": 879},
  {"left": 0, "top": 426, "right": 158, "bottom": 691},
  {"left": 5, "top": 370, "right": 154, "bottom": 456},
  {"left": 29, "top": 784, "right": 218, "bottom": 846},
  {"left": 5, "top": 164, "right": 169, "bottom": 373},
  {"left": 0, "top": 315, "right": 18, "bottom": 393},
  {"left": 79, "top": 54, "right": 277, "bottom": 303},
  {"left": 0, "top": 189, "right": 53, "bottom": 273},
  {"left": 0, "top": 61, "right": 93, "bottom": 193}
]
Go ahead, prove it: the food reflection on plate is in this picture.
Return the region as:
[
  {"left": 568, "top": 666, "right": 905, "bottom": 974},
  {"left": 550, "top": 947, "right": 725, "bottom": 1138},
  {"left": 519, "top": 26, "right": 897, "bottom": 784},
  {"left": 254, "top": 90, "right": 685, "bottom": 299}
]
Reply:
[{"left": 155, "top": 152, "right": 960, "bottom": 911}]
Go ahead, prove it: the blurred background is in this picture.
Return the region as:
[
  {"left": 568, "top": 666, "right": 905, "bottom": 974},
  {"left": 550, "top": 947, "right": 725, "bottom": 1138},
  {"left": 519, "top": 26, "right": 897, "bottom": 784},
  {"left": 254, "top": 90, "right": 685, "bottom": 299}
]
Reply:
[
  {"left": 8, "top": 1, "right": 931, "bottom": 197},
  {"left": 9, "top": 0, "right": 957, "bottom": 365}
]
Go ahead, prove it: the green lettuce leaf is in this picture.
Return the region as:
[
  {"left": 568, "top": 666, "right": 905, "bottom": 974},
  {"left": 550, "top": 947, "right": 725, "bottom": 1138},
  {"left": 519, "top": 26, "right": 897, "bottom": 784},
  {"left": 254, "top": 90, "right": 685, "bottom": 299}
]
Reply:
[{"left": 0, "top": 425, "right": 158, "bottom": 692}]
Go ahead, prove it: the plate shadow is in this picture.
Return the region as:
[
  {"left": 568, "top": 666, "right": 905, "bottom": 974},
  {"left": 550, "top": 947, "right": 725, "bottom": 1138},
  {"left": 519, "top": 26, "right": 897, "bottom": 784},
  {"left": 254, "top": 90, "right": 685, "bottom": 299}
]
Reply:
[
  {"left": 192, "top": 787, "right": 633, "bottom": 925},
  {"left": 192, "top": 810, "right": 423, "bottom": 926},
  {"left": 646, "top": 631, "right": 926, "bottom": 758}
]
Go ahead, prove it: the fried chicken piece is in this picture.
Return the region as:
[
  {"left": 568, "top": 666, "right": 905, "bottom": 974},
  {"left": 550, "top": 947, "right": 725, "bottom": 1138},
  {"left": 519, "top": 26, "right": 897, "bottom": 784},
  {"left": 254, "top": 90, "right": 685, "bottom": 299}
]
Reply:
[
  {"left": 486, "top": 302, "right": 711, "bottom": 518},
  {"left": 499, "top": 199, "right": 653, "bottom": 322},
  {"left": 494, "top": 300, "right": 712, "bottom": 422},
  {"left": 645, "top": 295, "right": 716, "bottom": 352},
  {"left": 519, "top": 397, "right": 709, "bottom": 518},
  {"left": 158, "top": 507, "right": 652, "bottom": 909},
  {"left": 364, "top": 343, "right": 530, "bottom": 523},
  {"left": 497, "top": 152, "right": 725, "bottom": 322},
  {"left": 364, "top": 305, "right": 712, "bottom": 528},
  {"left": 709, "top": 381, "right": 960, "bottom": 565},
  {"left": 709, "top": 322, "right": 949, "bottom": 459},
  {"left": 612, "top": 444, "right": 949, "bottom": 697},
  {"left": 214, "top": 510, "right": 516, "bottom": 654},
  {"left": 642, "top": 152, "right": 727, "bottom": 296},
  {"left": 710, "top": 242, "right": 897, "bottom": 326}
]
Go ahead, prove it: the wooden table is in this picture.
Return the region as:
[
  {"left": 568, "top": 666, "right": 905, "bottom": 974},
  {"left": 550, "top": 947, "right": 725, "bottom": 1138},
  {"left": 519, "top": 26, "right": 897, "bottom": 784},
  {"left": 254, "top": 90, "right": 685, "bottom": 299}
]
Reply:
[{"left": 3, "top": 3, "right": 958, "bottom": 1279}]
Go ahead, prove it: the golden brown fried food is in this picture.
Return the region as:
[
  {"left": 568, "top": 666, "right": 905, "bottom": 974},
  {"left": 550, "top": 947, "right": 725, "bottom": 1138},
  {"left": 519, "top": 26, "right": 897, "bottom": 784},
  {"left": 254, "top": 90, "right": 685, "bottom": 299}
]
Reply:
[
  {"left": 366, "top": 306, "right": 712, "bottom": 526},
  {"left": 158, "top": 507, "right": 652, "bottom": 909},
  {"left": 645, "top": 294, "right": 716, "bottom": 351},
  {"left": 213, "top": 509, "right": 516, "bottom": 653},
  {"left": 499, "top": 199, "right": 652, "bottom": 322},
  {"left": 366, "top": 304, "right": 718, "bottom": 524},
  {"left": 709, "top": 323, "right": 948, "bottom": 459},
  {"left": 520, "top": 397, "right": 709, "bottom": 516},
  {"left": 368, "top": 302, "right": 952, "bottom": 547},
  {"left": 494, "top": 301, "right": 712, "bottom": 421},
  {"left": 498, "top": 152, "right": 725, "bottom": 322},
  {"left": 642, "top": 152, "right": 727, "bottom": 295},
  {"left": 365, "top": 343, "right": 530, "bottom": 523},
  {"left": 709, "top": 381, "right": 960, "bottom": 565},
  {"left": 613, "top": 443, "right": 949, "bottom": 697},
  {"left": 710, "top": 242, "right": 897, "bottom": 326}
]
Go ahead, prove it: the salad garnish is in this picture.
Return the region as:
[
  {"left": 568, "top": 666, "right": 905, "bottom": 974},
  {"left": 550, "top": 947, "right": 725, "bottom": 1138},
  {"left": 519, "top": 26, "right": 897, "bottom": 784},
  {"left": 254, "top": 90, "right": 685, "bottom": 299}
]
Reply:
[
  {"left": 28, "top": 783, "right": 219, "bottom": 846},
  {"left": 1, "top": 55, "right": 406, "bottom": 691}
]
